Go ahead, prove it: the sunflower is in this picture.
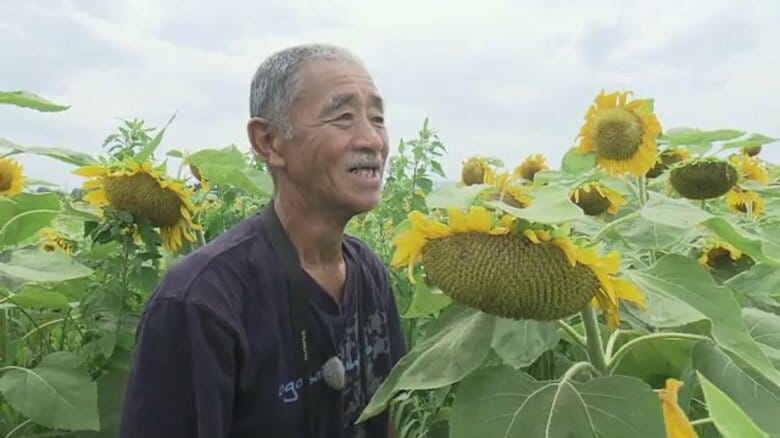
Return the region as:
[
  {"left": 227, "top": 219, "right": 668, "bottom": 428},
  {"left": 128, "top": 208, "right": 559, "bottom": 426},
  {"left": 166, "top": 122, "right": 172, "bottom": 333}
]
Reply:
[
  {"left": 461, "top": 157, "right": 493, "bottom": 186},
  {"left": 570, "top": 181, "right": 626, "bottom": 215},
  {"left": 646, "top": 147, "right": 692, "bottom": 178},
  {"left": 74, "top": 159, "right": 201, "bottom": 251},
  {"left": 514, "top": 153, "right": 549, "bottom": 181},
  {"left": 0, "top": 157, "right": 25, "bottom": 197},
  {"left": 483, "top": 170, "right": 533, "bottom": 208},
  {"left": 698, "top": 237, "right": 742, "bottom": 269},
  {"left": 576, "top": 90, "right": 662, "bottom": 177},
  {"left": 725, "top": 186, "right": 765, "bottom": 216},
  {"left": 729, "top": 154, "right": 769, "bottom": 184},
  {"left": 658, "top": 378, "right": 699, "bottom": 438},
  {"left": 669, "top": 158, "right": 739, "bottom": 200},
  {"left": 188, "top": 163, "right": 211, "bottom": 192},
  {"left": 39, "top": 228, "right": 76, "bottom": 255},
  {"left": 392, "top": 208, "right": 645, "bottom": 327}
]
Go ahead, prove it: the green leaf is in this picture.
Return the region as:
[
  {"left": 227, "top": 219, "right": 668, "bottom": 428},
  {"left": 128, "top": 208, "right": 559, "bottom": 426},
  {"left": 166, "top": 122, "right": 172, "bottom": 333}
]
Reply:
[
  {"left": 425, "top": 182, "right": 487, "bottom": 210},
  {"left": 402, "top": 281, "right": 452, "bottom": 319},
  {"left": 697, "top": 372, "right": 769, "bottom": 438},
  {"left": 703, "top": 216, "right": 780, "bottom": 266},
  {"left": 450, "top": 365, "right": 665, "bottom": 438},
  {"left": 488, "top": 184, "right": 585, "bottom": 225},
  {"left": 133, "top": 113, "right": 176, "bottom": 163},
  {"left": 9, "top": 284, "right": 70, "bottom": 309},
  {"left": 0, "top": 138, "right": 96, "bottom": 166},
  {"left": 561, "top": 147, "right": 595, "bottom": 174},
  {"left": 623, "top": 284, "right": 705, "bottom": 328},
  {"left": 358, "top": 306, "right": 495, "bottom": 422},
  {"left": 661, "top": 127, "right": 745, "bottom": 147},
  {"left": 75, "top": 369, "right": 129, "bottom": 438},
  {"left": 742, "top": 308, "right": 780, "bottom": 369},
  {"left": 0, "top": 192, "right": 62, "bottom": 246},
  {"left": 187, "top": 145, "right": 270, "bottom": 195},
  {"left": 491, "top": 319, "right": 559, "bottom": 369},
  {"left": 613, "top": 216, "right": 693, "bottom": 251},
  {"left": 627, "top": 255, "right": 780, "bottom": 386},
  {"left": 165, "top": 149, "right": 184, "bottom": 158},
  {"left": 610, "top": 335, "right": 699, "bottom": 389},
  {"left": 722, "top": 133, "right": 779, "bottom": 150},
  {"left": 726, "top": 264, "right": 780, "bottom": 308},
  {"left": 0, "top": 248, "right": 94, "bottom": 284},
  {"left": 0, "top": 90, "right": 69, "bottom": 112},
  {"left": 692, "top": 341, "right": 780, "bottom": 436},
  {"left": 0, "top": 351, "right": 99, "bottom": 431},
  {"left": 640, "top": 192, "right": 713, "bottom": 228}
]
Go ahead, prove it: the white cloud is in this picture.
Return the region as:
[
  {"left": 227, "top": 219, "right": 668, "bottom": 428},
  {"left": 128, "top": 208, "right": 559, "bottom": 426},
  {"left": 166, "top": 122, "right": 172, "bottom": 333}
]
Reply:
[{"left": 1, "top": 0, "right": 778, "bottom": 193}]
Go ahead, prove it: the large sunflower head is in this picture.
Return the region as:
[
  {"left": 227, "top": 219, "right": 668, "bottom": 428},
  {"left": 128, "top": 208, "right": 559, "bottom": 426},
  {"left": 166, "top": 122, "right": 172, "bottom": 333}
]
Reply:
[
  {"left": 74, "top": 159, "right": 201, "bottom": 251},
  {"left": 570, "top": 181, "right": 626, "bottom": 216},
  {"left": 461, "top": 157, "right": 493, "bottom": 186},
  {"left": 482, "top": 170, "right": 533, "bottom": 208},
  {"left": 392, "top": 208, "right": 645, "bottom": 328},
  {"left": 0, "top": 157, "right": 25, "bottom": 197},
  {"left": 669, "top": 157, "right": 739, "bottom": 200},
  {"left": 697, "top": 236, "right": 743, "bottom": 269},
  {"left": 39, "top": 228, "right": 76, "bottom": 255},
  {"left": 729, "top": 153, "right": 770, "bottom": 185},
  {"left": 514, "top": 153, "right": 549, "bottom": 181},
  {"left": 646, "top": 147, "right": 692, "bottom": 178},
  {"left": 725, "top": 186, "right": 766, "bottom": 216},
  {"left": 576, "top": 90, "right": 662, "bottom": 177}
]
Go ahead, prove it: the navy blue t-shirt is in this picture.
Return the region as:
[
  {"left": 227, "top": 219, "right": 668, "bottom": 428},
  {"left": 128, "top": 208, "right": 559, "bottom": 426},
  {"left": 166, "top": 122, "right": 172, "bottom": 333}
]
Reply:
[{"left": 119, "top": 213, "right": 407, "bottom": 437}]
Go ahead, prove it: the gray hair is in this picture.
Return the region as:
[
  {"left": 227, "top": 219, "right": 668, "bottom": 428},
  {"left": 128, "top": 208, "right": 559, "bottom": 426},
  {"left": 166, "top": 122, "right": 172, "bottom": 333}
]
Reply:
[{"left": 249, "top": 44, "right": 363, "bottom": 139}]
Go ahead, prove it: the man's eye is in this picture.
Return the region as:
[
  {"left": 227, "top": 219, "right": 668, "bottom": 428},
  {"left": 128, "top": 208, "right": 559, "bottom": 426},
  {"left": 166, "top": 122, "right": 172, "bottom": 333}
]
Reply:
[{"left": 334, "top": 113, "right": 353, "bottom": 122}]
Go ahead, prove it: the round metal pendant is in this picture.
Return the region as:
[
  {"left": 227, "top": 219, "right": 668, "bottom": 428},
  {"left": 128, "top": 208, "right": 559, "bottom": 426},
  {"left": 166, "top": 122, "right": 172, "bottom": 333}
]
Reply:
[{"left": 322, "top": 356, "right": 347, "bottom": 391}]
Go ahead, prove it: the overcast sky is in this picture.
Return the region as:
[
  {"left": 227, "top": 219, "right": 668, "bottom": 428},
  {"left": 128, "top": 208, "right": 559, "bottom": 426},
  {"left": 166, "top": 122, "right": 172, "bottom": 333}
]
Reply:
[{"left": 2, "top": 0, "right": 779, "bottom": 191}]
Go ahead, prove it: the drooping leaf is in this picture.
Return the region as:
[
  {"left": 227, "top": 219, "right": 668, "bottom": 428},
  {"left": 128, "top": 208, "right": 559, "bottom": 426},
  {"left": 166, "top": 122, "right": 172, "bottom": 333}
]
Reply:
[
  {"left": 626, "top": 254, "right": 780, "bottom": 385},
  {"left": 623, "top": 285, "right": 706, "bottom": 328},
  {"left": 358, "top": 306, "right": 495, "bottom": 422},
  {"left": 692, "top": 341, "right": 780, "bottom": 436},
  {"left": 187, "top": 145, "right": 271, "bottom": 195},
  {"left": 703, "top": 216, "right": 780, "bottom": 266},
  {"left": 491, "top": 319, "right": 560, "bottom": 369},
  {"left": 450, "top": 365, "right": 666, "bottom": 438},
  {"left": 0, "top": 138, "right": 95, "bottom": 166},
  {"left": 561, "top": 147, "right": 596, "bottom": 174},
  {"left": 402, "top": 281, "right": 452, "bottom": 319},
  {"left": 425, "top": 182, "right": 488, "bottom": 210},
  {"left": 0, "top": 351, "right": 99, "bottom": 431},
  {"left": 741, "top": 308, "right": 780, "bottom": 369},
  {"left": 697, "top": 372, "right": 769, "bottom": 438},
  {"left": 9, "top": 283, "right": 70, "bottom": 309},
  {"left": 0, "top": 90, "right": 70, "bottom": 112},
  {"left": 0, "top": 192, "right": 62, "bottom": 246},
  {"left": 488, "top": 184, "right": 585, "bottom": 225},
  {"left": 722, "top": 133, "right": 779, "bottom": 150},
  {"left": 0, "top": 248, "right": 94, "bottom": 284}
]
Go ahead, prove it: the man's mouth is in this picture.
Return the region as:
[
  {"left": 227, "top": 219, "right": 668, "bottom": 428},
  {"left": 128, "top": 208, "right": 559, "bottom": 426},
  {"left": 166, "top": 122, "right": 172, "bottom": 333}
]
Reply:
[{"left": 348, "top": 165, "right": 380, "bottom": 178}]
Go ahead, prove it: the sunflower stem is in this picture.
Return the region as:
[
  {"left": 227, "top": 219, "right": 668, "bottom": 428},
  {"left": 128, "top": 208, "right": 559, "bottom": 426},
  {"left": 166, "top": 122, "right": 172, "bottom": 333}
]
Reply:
[
  {"left": 607, "top": 332, "right": 709, "bottom": 372},
  {"left": 637, "top": 175, "right": 649, "bottom": 207},
  {"left": 580, "top": 305, "right": 608, "bottom": 375},
  {"left": 556, "top": 320, "right": 587, "bottom": 350}
]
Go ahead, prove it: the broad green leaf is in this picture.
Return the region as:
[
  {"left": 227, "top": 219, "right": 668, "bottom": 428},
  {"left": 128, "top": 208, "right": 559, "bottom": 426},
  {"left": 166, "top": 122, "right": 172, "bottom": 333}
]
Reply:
[
  {"left": 0, "top": 192, "right": 62, "bottom": 245},
  {"left": 450, "top": 365, "right": 665, "bottom": 438},
  {"left": 402, "top": 281, "right": 452, "bottom": 319},
  {"left": 623, "top": 284, "right": 705, "bottom": 328},
  {"left": 722, "top": 133, "right": 779, "bottom": 150},
  {"left": 726, "top": 264, "right": 780, "bottom": 309},
  {"left": 703, "top": 216, "right": 780, "bottom": 266},
  {"left": 425, "top": 182, "right": 487, "bottom": 210},
  {"left": 661, "top": 127, "right": 745, "bottom": 147},
  {"left": 0, "top": 351, "right": 99, "bottom": 431},
  {"left": 9, "top": 283, "right": 70, "bottom": 309},
  {"left": 561, "top": 147, "right": 595, "bottom": 174},
  {"left": 0, "top": 90, "right": 69, "bottom": 112},
  {"left": 640, "top": 192, "right": 712, "bottom": 229},
  {"left": 627, "top": 255, "right": 780, "bottom": 385},
  {"left": 358, "top": 306, "right": 495, "bottom": 422},
  {"left": 614, "top": 216, "right": 693, "bottom": 251},
  {"left": 697, "top": 372, "right": 768, "bottom": 438},
  {"left": 0, "top": 138, "right": 95, "bottom": 166},
  {"left": 742, "top": 308, "right": 780, "bottom": 369},
  {"left": 187, "top": 145, "right": 270, "bottom": 195},
  {"left": 491, "top": 319, "right": 559, "bottom": 369},
  {"left": 692, "top": 341, "right": 780, "bottom": 435},
  {"left": 133, "top": 113, "right": 175, "bottom": 163},
  {"left": 76, "top": 369, "right": 129, "bottom": 438},
  {"left": 0, "top": 248, "right": 94, "bottom": 284},
  {"left": 488, "top": 184, "right": 584, "bottom": 224},
  {"left": 610, "top": 336, "right": 699, "bottom": 388}
]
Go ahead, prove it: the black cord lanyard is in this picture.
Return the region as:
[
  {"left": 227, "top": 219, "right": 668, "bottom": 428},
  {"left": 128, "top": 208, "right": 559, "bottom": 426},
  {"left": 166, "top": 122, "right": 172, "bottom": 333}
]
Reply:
[{"left": 260, "top": 202, "right": 370, "bottom": 437}]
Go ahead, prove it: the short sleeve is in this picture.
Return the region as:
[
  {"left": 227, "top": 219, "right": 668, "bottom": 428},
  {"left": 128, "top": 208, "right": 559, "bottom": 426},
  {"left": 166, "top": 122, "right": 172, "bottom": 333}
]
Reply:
[{"left": 119, "top": 297, "right": 237, "bottom": 438}]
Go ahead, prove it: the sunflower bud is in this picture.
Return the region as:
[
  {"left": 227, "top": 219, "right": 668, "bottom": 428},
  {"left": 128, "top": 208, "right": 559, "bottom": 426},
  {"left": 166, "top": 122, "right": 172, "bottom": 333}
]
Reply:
[
  {"left": 462, "top": 158, "right": 487, "bottom": 185},
  {"left": 669, "top": 158, "right": 738, "bottom": 200},
  {"left": 742, "top": 145, "right": 761, "bottom": 157}
]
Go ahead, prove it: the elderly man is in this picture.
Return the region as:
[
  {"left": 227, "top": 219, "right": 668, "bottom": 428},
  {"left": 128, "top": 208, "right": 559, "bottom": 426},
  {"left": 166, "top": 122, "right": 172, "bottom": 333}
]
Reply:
[{"left": 119, "top": 44, "right": 406, "bottom": 437}]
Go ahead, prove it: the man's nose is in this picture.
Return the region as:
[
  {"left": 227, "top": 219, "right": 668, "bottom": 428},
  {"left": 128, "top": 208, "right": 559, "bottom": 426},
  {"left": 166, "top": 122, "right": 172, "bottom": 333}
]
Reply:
[{"left": 352, "top": 114, "right": 385, "bottom": 151}]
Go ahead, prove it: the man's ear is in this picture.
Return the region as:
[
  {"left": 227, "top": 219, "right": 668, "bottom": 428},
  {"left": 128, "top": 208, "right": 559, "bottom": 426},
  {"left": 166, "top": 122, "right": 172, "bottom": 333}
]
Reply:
[{"left": 247, "top": 117, "right": 286, "bottom": 169}]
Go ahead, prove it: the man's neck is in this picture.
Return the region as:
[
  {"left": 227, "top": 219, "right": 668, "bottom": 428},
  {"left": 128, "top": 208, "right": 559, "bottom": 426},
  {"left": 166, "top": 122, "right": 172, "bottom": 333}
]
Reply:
[{"left": 272, "top": 195, "right": 347, "bottom": 269}]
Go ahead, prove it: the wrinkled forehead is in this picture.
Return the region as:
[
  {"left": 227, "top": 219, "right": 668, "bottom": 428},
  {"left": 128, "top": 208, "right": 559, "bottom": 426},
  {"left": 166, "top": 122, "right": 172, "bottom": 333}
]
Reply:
[{"left": 295, "top": 59, "right": 384, "bottom": 111}]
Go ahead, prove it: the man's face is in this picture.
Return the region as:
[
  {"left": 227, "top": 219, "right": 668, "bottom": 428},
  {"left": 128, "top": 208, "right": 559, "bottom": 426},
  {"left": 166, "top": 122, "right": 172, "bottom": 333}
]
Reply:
[{"left": 276, "top": 59, "right": 389, "bottom": 216}]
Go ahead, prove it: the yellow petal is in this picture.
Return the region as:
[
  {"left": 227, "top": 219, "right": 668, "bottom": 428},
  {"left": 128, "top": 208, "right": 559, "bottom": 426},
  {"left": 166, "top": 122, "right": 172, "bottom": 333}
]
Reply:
[
  {"left": 610, "top": 277, "right": 647, "bottom": 310},
  {"left": 523, "top": 229, "right": 541, "bottom": 244},
  {"left": 659, "top": 379, "right": 699, "bottom": 438},
  {"left": 448, "top": 208, "right": 469, "bottom": 233},
  {"left": 83, "top": 189, "right": 108, "bottom": 205},
  {"left": 466, "top": 207, "right": 492, "bottom": 233},
  {"left": 73, "top": 164, "right": 107, "bottom": 177}
]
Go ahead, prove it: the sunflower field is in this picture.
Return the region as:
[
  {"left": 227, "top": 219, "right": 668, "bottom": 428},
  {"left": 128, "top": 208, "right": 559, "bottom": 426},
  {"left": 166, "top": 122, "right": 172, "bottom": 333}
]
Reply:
[{"left": 1, "top": 89, "right": 779, "bottom": 437}]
